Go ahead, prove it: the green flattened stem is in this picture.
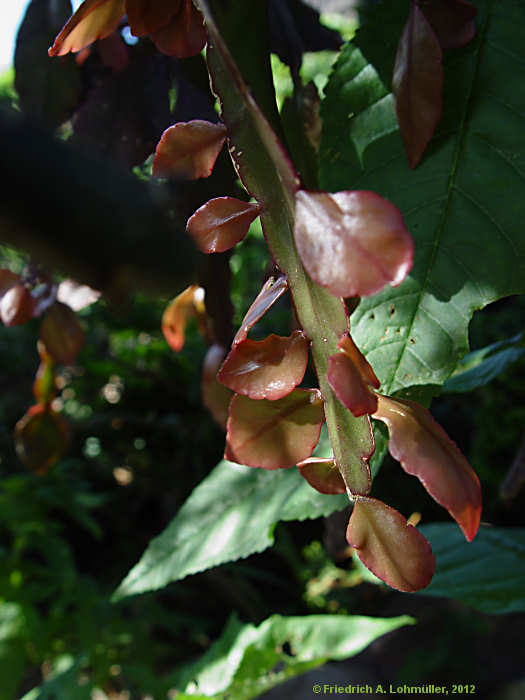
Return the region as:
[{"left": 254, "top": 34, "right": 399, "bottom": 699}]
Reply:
[{"left": 196, "top": 0, "right": 373, "bottom": 496}]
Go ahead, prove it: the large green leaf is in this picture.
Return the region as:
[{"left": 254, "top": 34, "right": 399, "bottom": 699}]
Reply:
[
  {"left": 173, "top": 613, "right": 412, "bottom": 699},
  {"left": 443, "top": 332, "right": 525, "bottom": 393},
  {"left": 113, "top": 430, "right": 348, "bottom": 600},
  {"left": 421, "top": 524, "right": 525, "bottom": 614},
  {"left": 320, "top": 0, "right": 525, "bottom": 394},
  {"left": 354, "top": 524, "right": 525, "bottom": 614}
]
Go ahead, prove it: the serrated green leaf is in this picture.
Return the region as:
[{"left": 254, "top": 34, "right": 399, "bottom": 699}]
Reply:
[
  {"left": 443, "top": 332, "right": 525, "bottom": 392},
  {"left": 113, "top": 429, "right": 348, "bottom": 600},
  {"left": 419, "top": 524, "right": 525, "bottom": 614},
  {"left": 355, "top": 523, "right": 525, "bottom": 615},
  {"left": 320, "top": 0, "right": 525, "bottom": 394},
  {"left": 174, "top": 612, "right": 413, "bottom": 699}
]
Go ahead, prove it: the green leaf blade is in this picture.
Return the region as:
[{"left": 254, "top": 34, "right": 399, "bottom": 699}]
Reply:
[
  {"left": 174, "top": 613, "right": 413, "bottom": 699},
  {"left": 320, "top": 0, "right": 525, "bottom": 394},
  {"left": 419, "top": 524, "right": 525, "bottom": 614},
  {"left": 113, "top": 431, "right": 348, "bottom": 600}
]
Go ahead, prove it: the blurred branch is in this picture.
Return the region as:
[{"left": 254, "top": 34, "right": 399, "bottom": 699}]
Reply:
[{"left": 0, "top": 108, "right": 197, "bottom": 301}]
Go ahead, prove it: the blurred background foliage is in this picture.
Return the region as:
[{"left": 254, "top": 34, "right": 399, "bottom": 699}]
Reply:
[{"left": 1, "top": 1, "right": 525, "bottom": 699}]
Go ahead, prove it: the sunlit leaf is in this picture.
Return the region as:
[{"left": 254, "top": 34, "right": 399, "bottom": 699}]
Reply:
[
  {"left": 48, "top": 0, "right": 125, "bottom": 56},
  {"left": 373, "top": 394, "right": 481, "bottom": 541},
  {"left": 233, "top": 275, "right": 288, "bottom": 346},
  {"left": 126, "top": 0, "right": 178, "bottom": 36},
  {"left": 422, "top": 0, "right": 477, "bottom": 50},
  {"left": 39, "top": 301, "right": 85, "bottom": 364},
  {"left": 297, "top": 457, "right": 346, "bottom": 495},
  {"left": 15, "top": 404, "right": 70, "bottom": 474},
  {"left": 187, "top": 197, "right": 260, "bottom": 253},
  {"left": 218, "top": 331, "right": 309, "bottom": 400},
  {"left": 113, "top": 427, "right": 348, "bottom": 598},
  {"left": 173, "top": 613, "right": 412, "bottom": 699},
  {"left": 0, "top": 284, "right": 36, "bottom": 327},
  {"left": 320, "top": 3, "right": 525, "bottom": 395},
  {"left": 57, "top": 279, "right": 101, "bottom": 311},
  {"left": 225, "top": 389, "right": 324, "bottom": 469},
  {"left": 294, "top": 189, "right": 413, "bottom": 298},
  {"left": 201, "top": 344, "right": 233, "bottom": 429},
  {"left": 150, "top": 1, "right": 207, "bottom": 58},
  {"left": 162, "top": 285, "right": 205, "bottom": 352},
  {"left": 346, "top": 496, "right": 435, "bottom": 592},
  {"left": 153, "top": 120, "right": 227, "bottom": 180},
  {"left": 393, "top": 2, "right": 443, "bottom": 168}
]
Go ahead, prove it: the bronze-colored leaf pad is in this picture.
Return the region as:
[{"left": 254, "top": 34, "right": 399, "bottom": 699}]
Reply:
[
  {"left": 153, "top": 120, "right": 227, "bottom": 180},
  {"left": 327, "top": 332, "right": 380, "bottom": 417},
  {"left": 297, "top": 457, "right": 346, "bottom": 495},
  {"left": 393, "top": 2, "right": 443, "bottom": 168},
  {"left": 162, "top": 285, "right": 205, "bottom": 352},
  {"left": 347, "top": 496, "right": 436, "bottom": 592},
  {"left": 373, "top": 394, "right": 481, "bottom": 541},
  {"left": 218, "top": 331, "right": 309, "bottom": 400},
  {"left": 294, "top": 190, "right": 413, "bottom": 298},
  {"left": 187, "top": 197, "right": 260, "bottom": 253},
  {"left": 233, "top": 276, "right": 288, "bottom": 346},
  {"left": 225, "top": 389, "right": 324, "bottom": 469}
]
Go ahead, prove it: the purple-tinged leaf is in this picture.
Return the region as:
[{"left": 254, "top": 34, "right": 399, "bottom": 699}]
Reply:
[
  {"left": 162, "top": 285, "right": 206, "bottom": 352},
  {"left": 150, "top": 1, "right": 207, "bottom": 58},
  {"left": 202, "top": 344, "right": 233, "bottom": 429},
  {"left": 0, "top": 284, "right": 36, "bottom": 327},
  {"left": 347, "top": 496, "right": 435, "bottom": 592},
  {"left": 58, "top": 279, "right": 101, "bottom": 311},
  {"left": 294, "top": 190, "right": 413, "bottom": 298},
  {"left": 297, "top": 457, "right": 346, "bottom": 495},
  {"left": 187, "top": 197, "right": 260, "bottom": 253},
  {"left": 153, "top": 120, "right": 227, "bottom": 180},
  {"left": 225, "top": 389, "right": 324, "bottom": 469},
  {"left": 233, "top": 275, "right": 288, "bottom": 347},
  {"left": 15, "top": 404, "right": 70, "bottom": 474},
  {"left": 40, "top": 301, "right": 85, "bottom": 364},
  {"left": 218, "top": 331, "right": 309, "bottom": 401},
  {"left": 421, "top": 0, "right": 476, "bottom": 50},
  {"left": 48, "top": 0, "right": 125, "bottom": 56},
  {"left": 373, "top": 394, "right": 481, "bottom": 542},
  {"left": 393, "top": 1, "right": 443, "bottom": 169}
]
